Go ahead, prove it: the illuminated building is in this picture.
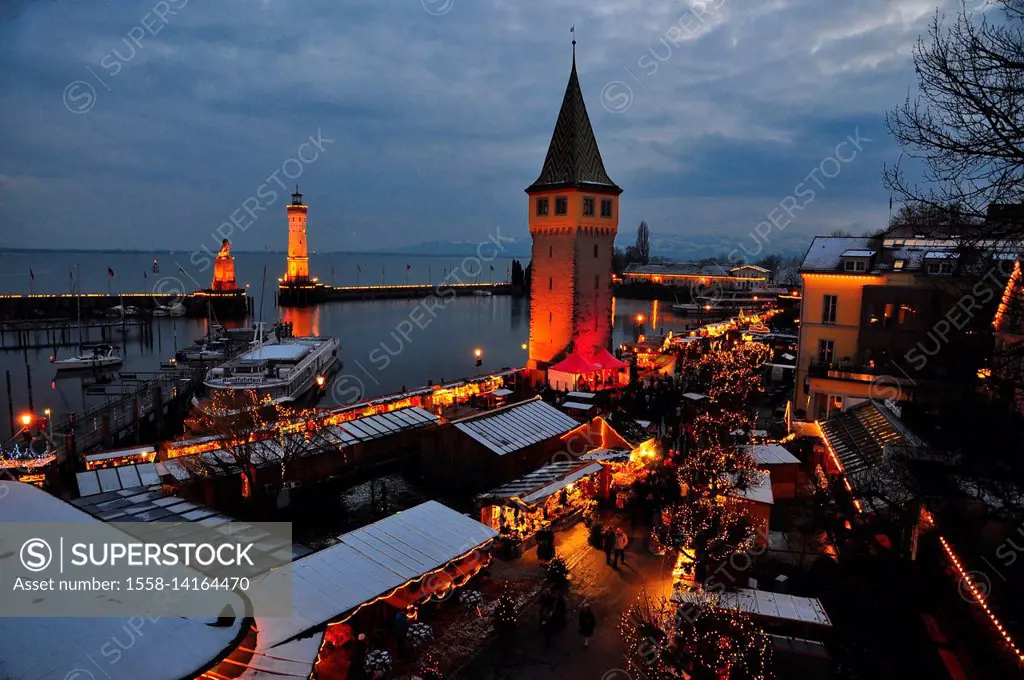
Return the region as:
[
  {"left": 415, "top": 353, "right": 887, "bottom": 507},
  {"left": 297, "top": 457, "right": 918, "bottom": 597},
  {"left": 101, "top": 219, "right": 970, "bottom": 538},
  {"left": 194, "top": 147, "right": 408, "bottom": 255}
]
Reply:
[
  {"left": 991, "top": 257, "right": 1024, "bottom": 414},
  {"left": 285, "top": 186, "right": 310, "bottom": 283},
  {"left": 795, "top": 234, "right": 1013, "bottom": 420},
  {"left": 211, "top": 238, "right": 237, "bottom": 291},
  {"left": 526, "top": 40, "right": 621, "bottom": 381}
]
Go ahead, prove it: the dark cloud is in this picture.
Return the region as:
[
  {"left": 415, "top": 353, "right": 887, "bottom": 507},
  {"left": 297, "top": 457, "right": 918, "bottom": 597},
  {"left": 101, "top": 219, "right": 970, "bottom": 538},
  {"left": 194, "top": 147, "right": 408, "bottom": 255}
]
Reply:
[{"left": 0, "top": 0, "right": 957, "bottom": 252}]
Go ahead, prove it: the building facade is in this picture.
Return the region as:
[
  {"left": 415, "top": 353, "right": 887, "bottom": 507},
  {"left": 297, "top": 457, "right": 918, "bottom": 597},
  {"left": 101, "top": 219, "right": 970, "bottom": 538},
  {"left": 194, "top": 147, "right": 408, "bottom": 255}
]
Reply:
[
  {"left": 527, "top": 44, "right": 622, "bottom": 374},
  {"left": 794, "top": 236, "right": 1010, "bottom": 420}
]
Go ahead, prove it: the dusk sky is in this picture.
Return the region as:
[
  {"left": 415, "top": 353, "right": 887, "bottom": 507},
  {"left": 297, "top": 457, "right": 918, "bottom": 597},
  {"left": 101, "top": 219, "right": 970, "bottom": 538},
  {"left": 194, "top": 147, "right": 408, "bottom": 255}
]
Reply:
[{"left": 0, "top": 0, "right": 976, "bottom": 255}]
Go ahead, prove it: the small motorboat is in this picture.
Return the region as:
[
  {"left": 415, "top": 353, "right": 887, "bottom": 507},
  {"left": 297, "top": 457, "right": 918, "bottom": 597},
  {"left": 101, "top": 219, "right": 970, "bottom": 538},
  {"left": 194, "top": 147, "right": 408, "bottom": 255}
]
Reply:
[
  {"left": 52, "top": 344, "right": 123, "bottom": 371},
  {"left": 108, "top": 305, "right": 139, "bottom": 317},
  {"left": 179, "top": 341, "right": 229, "bottom": 362},
  {"left": 472, "top": 290, "right": 493, "bottom": 297}
]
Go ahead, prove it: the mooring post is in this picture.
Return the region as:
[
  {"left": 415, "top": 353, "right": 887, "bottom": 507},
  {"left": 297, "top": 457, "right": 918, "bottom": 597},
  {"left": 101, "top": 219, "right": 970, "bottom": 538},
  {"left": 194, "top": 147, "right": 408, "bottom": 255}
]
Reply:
[
  {"left": 25, "top": 363, "right": 33, "bottom": 412},
  {"left": 5, "top": 370, "right": 14, "bottom": 439}
]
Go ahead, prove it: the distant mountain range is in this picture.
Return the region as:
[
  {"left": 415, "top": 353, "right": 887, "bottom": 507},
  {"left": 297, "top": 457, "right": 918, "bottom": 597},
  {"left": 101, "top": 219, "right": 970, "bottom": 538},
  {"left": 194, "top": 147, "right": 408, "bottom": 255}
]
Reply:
[{"left": 0, "top": 231, "right": 812, "bottom": 261}]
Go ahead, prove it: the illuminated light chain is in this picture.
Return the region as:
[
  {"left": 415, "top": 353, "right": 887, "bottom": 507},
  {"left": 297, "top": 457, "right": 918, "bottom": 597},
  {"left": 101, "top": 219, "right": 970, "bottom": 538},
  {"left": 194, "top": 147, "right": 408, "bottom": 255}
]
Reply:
[
  {"left": 939, "top": 536, "right": 1024, "bottom": 665},
  {"left": 309, "top": 545, "right": 494, "bottom": 678},
  {"left": 813, "top": 421, "right": 864, "bottom": 514},
  {"left": 620, "top": 590, "right": 772, "bottom": 680}
]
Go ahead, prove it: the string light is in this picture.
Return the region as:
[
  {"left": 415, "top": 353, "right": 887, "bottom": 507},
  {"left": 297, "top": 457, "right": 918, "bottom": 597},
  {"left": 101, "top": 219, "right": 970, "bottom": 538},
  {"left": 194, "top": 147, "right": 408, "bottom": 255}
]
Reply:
[{"left": 939, "top": 536, "right": 1024, "bottom": 665}]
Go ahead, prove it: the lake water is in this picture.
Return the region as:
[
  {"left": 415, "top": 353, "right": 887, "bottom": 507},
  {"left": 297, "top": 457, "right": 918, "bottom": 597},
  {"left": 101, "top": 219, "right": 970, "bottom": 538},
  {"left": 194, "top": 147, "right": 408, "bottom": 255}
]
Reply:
[{"left": 0, "top": 251, "right": 696, "bottom": 438}]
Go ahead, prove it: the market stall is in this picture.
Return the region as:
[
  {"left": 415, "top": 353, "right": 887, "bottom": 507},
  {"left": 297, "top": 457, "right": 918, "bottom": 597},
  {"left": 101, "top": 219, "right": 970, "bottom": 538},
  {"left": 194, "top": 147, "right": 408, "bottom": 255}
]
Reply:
[{"left": 477, "top": 460, "right": 603, "bottom": 556}]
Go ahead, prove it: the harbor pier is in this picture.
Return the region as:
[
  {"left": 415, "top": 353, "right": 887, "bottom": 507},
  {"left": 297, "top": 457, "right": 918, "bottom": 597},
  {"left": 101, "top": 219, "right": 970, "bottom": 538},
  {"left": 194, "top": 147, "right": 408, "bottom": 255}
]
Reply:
[
  {"left": 0, "top": 289, "right": 252, "bottom": 321},
  {"left": 278, "top": 281, "right": 513, "bottom": 306}
]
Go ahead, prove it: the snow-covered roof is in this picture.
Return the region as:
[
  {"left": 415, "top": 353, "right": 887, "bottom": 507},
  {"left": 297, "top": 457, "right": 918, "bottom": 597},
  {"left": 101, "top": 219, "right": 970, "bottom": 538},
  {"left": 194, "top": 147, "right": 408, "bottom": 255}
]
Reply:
[
  {"left": 83, "top": 445, "right": 156, "bottom": 463},
  {"left": 717, "top": 589, "right": 832, "bottom": 626},
  {"left": 744, "top": 444, "right": 801, "bottom": 466},
  {"left": 257, "top": 501, "right": 496, "bottom": 650},
  {"left": 726, "top": 470, "right": 774, "bottom": 505},
  {"left": 0, "top": 482, "right": 244, "bottom": 680},
  {"left": 478, "top": 460, "right": 604, "bottom": 505},
  {"left": 580, "top": 448, "right": 632, "bottom": 462},
  {"left": 841, "top": 249, "right": 875, "bottom": 257},
  {"left": 453, "top": 397, "right": 578, "bottom": 456},
  {"left": 238, "top": 632, "right": 324, "bottom": 680},
  {"left": 801, "top": 237, "right": 874, "bottom": 272},
  {"left": 488, "top": 388, "right": 513, "bottom": 397},
  {"left": 682, "top": 392, "right": 708, "bottom": 401},
  {"left": 76, "top": 461, "right": 163, "bottom": 495},
  {"left": 924, "top": 251, "right": 960, "bottom": 259},
  {"left": 566, "top": 391, "right": 596, "bottom": 399},
  {"left": 323, "top": 406, "right": 439, "bottom": 446},
  {"left": 562, "top": 401, "right": 595, "bottom": 411}
]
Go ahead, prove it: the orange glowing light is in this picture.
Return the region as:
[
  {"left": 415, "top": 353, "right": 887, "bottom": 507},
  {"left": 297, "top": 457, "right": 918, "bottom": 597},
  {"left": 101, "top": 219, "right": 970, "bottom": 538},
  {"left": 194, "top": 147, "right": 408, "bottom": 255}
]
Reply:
[
  {"left": 18, "top": 413, "right": 33, "bottom": 427},
  {"left": 316, "top": 375, "right": 326, "bottom": 387},
  {"left": 474, "top": 348, "right": 482, "bottom": 358},
  {"left": 635, "top": 314, "right": 644, "bottom": 323},
  {"left": 521, "top": 343, "right": 528, "bottom": 350}
]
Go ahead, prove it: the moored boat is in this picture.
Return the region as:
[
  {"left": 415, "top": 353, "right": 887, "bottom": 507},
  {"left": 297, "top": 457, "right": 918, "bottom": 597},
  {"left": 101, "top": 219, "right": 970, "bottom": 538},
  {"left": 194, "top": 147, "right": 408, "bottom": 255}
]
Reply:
[{"left": 52, "top": 344, "right": 123, "bottom": 371}]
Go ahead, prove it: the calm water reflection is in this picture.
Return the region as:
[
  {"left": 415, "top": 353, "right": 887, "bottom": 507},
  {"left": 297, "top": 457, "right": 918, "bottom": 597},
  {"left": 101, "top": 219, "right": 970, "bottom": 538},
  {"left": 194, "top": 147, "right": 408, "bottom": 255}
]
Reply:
[{"left": 0, "top": 295, "right": 701, "bottom": 437}]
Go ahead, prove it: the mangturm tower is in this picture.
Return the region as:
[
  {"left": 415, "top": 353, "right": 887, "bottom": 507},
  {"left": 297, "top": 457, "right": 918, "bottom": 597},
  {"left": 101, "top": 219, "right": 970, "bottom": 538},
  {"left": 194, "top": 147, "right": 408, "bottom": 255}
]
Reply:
[
  {"left": 285, "top": 186, "right": 310, "bottom": 283},
  {"left": 527, "top": 40, "right": 622, "bottom": 377}
]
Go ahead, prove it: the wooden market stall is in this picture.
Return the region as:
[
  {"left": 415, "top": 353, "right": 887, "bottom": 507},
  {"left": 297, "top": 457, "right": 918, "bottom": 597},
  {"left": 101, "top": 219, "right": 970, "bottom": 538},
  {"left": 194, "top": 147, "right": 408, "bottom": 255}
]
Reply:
[{"left": 477, "top": 460, "right": 603, "bottom": 556}]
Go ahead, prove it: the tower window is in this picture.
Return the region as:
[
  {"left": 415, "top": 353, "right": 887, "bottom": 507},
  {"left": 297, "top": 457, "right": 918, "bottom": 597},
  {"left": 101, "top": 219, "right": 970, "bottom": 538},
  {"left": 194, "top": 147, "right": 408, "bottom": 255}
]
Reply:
[
  {"left": 536, "top": 198, "right": 549, "bottom": 216},
  {"left": 594, "top": 244, "right": 599, "bottom": 258},
  {"left": 600, "top": 199, "right": 613, "bottom": 218},
  {"left": 595, "top": 274, "right": 600, "bottom": 289},
  {"left": 548, "top": 277, "right": 553, "bottom": 290},
  {"left": 583, "top": 197, "right": 595, "bottom": 216},
  {"left": 549, "top": 245, "right": 553, "bottom": 258},
  {"left": 555, "top": 197, "right": 568, "bottom": 215}
]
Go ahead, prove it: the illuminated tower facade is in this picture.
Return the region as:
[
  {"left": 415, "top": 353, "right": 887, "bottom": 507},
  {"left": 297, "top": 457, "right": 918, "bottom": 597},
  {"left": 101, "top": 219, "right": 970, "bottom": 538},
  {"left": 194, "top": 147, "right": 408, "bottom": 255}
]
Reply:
[
  {"left": 527, "top": 42, "right": 622, "bottom": 371},
  {"left": 285, "top": 186, "right": 310, "bottom": 283},
  {"left": 212, "top": 238, "right": 237, "bottom": 290}
]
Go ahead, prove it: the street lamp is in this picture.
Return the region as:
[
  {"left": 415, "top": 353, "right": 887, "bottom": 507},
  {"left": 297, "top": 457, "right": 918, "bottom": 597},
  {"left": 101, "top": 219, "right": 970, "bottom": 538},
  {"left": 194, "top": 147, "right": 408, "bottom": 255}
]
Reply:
[
  {"left": 475, "top": 348, "right": 483, "bottom": 367},
  {"left": 43, "top": 408, "right": 52, "bottom": 438},
  {"left": 19, "top": 412, "right": 33, "bottom": 428}
]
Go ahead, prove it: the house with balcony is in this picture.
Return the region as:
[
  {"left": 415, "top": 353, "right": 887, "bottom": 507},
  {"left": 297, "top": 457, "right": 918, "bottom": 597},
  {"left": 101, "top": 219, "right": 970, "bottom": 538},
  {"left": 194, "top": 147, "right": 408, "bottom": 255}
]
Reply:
[{"left": 794, "top": 235, "right": 1014, "bottom": 421}]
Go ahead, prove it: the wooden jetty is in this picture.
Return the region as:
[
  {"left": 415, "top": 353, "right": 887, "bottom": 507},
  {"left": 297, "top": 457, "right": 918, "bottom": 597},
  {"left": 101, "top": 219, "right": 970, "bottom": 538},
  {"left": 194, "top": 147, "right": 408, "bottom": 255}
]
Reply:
[
  {"left": 0, "top": 318, "right": 154, "bottom": 351},
  {"left": 0, "top": 289, "right": 252, "bottom": 321},
  {"left": 278, "top": 281, "right": 513, "bottom": 306},
  {"left": 55, "top": 370, "right": 198, "bottom": 460}
]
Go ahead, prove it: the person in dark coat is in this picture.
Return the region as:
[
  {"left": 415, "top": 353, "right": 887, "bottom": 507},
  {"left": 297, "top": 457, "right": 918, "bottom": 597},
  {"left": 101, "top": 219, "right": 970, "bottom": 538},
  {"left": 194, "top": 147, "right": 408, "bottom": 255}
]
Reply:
[
  {"left": 578, "top": 602, "right": 596, "bottom": 648},
  {"left": 602, "top": 528, "right": 615, "bottom": 566}
]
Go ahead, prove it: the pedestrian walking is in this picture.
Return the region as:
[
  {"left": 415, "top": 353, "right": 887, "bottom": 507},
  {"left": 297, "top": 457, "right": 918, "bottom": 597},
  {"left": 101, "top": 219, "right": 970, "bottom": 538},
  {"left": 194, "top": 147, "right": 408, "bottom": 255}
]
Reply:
[
  {"left": 613, "top": 527, "right": 629, "bottom": 568},
  {"left": 539, "top": 589, "right": 555, "bottom": 646},
  {"left": 602, "top": 527, "right": 615, "bottom": 566},
  {"left": 393, "top": 609, "right": 409, "bottom": 656},
  {"left": 578, "top": 602, "right": 596, "bottom": 648}
]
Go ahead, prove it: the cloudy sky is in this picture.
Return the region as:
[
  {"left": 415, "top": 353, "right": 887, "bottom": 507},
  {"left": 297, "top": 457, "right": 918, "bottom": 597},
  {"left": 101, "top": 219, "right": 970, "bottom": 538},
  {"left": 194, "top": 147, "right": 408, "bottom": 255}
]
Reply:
[{"left": 0, "top": 0, "right": 979, "bottom": 254}]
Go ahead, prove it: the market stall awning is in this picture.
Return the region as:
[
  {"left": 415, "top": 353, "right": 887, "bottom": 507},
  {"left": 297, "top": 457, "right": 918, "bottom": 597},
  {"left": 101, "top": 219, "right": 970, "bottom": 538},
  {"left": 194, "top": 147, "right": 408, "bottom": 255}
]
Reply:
[
  {"left": 550, "top": 353, "right": 598, "bottom": 374},
  {"left": 682, "top": 392, "right": 708, "bottom": 401},
  {"left": 257, "top": 500, "right": 497, "bottom": 651},
  {"left": 589, "top": 348, "right": 629, "bottom": 370},
  {"left": 562, "top": 401, "right": 595, "bottom": 411},
  {"left": 477, "top": 460, "right": 603, "bottom": 506},
  {"left": 566, "top": 391, "right": 595, "bottom": 400}
]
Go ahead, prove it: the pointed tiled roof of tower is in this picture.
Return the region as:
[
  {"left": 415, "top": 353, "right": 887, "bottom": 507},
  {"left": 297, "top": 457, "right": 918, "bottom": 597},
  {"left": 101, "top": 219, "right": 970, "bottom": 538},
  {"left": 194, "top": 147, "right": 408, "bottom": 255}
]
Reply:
[{"left": 526, "top": 48, "right": 621, "bottom": 195}]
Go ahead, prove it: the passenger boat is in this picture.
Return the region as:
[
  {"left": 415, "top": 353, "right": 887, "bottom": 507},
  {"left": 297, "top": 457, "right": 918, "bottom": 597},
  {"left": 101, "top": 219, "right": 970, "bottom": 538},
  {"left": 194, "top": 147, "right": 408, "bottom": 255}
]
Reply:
[{"left": 203, "top": 324, "right": 340, "bottom": 404}]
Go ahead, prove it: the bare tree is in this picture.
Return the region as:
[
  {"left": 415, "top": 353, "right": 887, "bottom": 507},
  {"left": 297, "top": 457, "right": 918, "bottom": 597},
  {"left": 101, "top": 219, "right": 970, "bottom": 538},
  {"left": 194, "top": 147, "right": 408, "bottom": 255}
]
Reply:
[
  {"left": 182, "top": 390, "right": 332, "bottom": 504},
  {"left": 884, "top": 1, "right": 1024, "bottom": 243},
  {"left": 636, "top": 221, "right": 651, "bottom": 265}
]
